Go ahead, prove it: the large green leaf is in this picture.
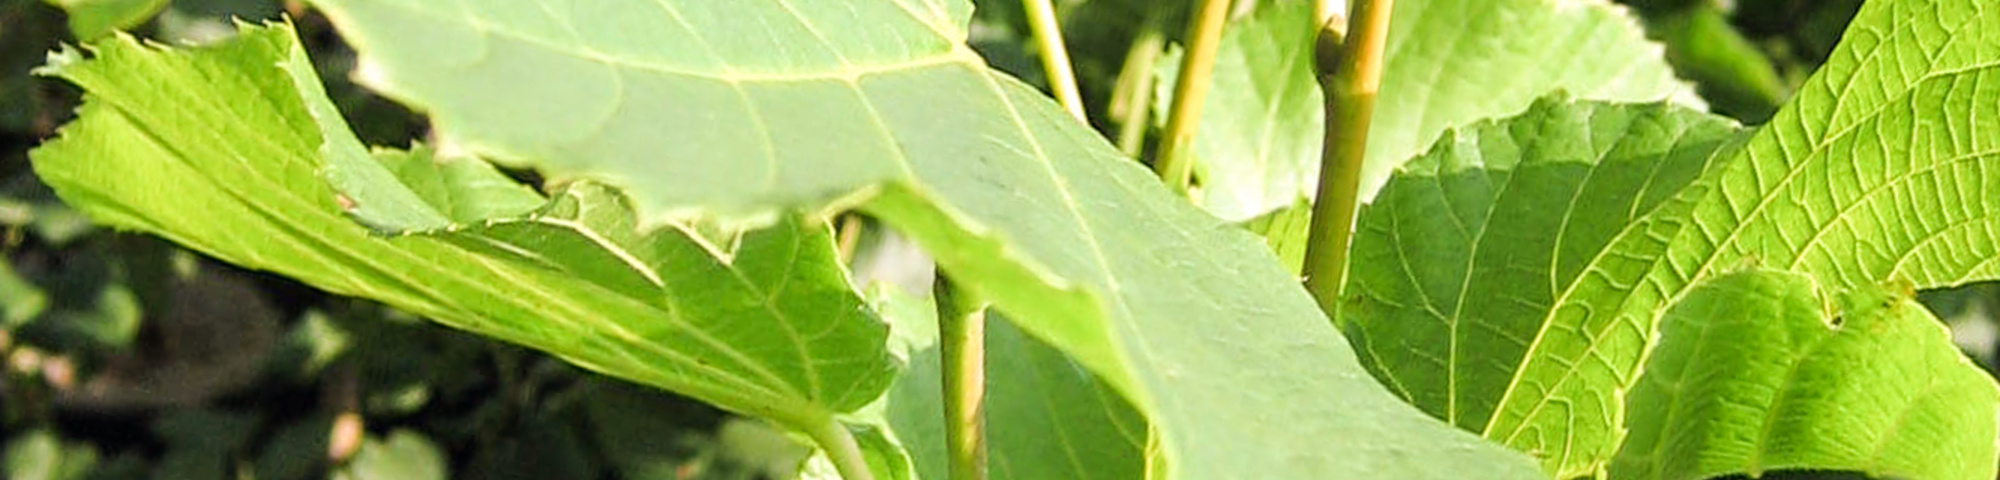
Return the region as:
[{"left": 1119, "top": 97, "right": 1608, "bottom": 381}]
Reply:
[
  {"left": 1345, "top": 97, "right": 1743, "bottom": 474},
  {"left": 865, "top": 285, "right": 1144, "bottom": 480},
  {"left": 1345, "top": 0, "right": 2000, "bottom": 474},
  {"left": 1611, "top": 269, "right": 2000, "bottom": 480},
  {"left": 305, "top": 0, "right": 1545, "bottom": 477},
  {"left": 29, "top": 23, "right": 897, "bottom": 439},
  {"left": 1155, "top": 0, "right": 1696, "bottom": 223}
]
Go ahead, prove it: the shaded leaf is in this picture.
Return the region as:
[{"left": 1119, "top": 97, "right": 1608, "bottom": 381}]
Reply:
[
  {"left": 0, "top": 261, "right": 48, "bottom": 328},
  {"left": 3, "top": 430, "right": 98, "bottom": 480},
  {"left": 39, "top": 0, "right": 167, "bottom": 39},
  {"left": 1157, "top": 0, "right": 1697, "bottom": 222},
  {"left": 336, "top": 431, "right": 445, "bottom": 480}
]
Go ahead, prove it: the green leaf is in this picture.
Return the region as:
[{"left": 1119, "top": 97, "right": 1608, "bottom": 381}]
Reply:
[
  {"left": 0, "top": 261, "right": 48, "bottom": 328},
  {"left": 337, "top": 430, "right": 447, "bottom": 480},
  {"left": 1345, "top": 0, "right": 2000, "bottom": 474},
  {"left": 1644, "top": 5, "right": 1789, "bottom": 123},
  {"left": 2, "top": 430, "right": 98, "bottom": 480},
  {"left": 1345, "top": 97, "right": 1742, "bottom": 474},
  {"left": 864, "top": 285, "right": 1144, "bottom": 480},
  {"left": 150, "top": 409, "right": 260, "bottom": 480},
  {"left": 40, "top": 0, "right": 168, "bottom": 39},
  {"left": 1612, "top": 269, "right": 2000, "bottom": 480},
  {"left": 304, "top": 0, "right": 1546, "bottom": 477},
  {"left": 1155, "top": 0, "right": 1697, "bottom": 222},
  {"left": 330, "top": 145, "right": 544, "bottom": 232},
  {"left": 28, "top": 22, "right": 898, "bottom": 443}
]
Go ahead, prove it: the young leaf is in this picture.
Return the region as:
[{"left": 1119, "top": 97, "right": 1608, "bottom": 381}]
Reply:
[
  {"left": 1154, "top": 0, "right": 1697, "bottom": 223},
  {"left": 1346, "top": 0, "right": 2000, "bottom": 474},
  {"left": 29, "top": 23, "right": 898, "bottom": 442},
  {"left": 1612, "top": 269, "right": 2000, "bottom": 480},
  {"left": 304, "top": 0, "right": 1546, "bottom": 477}
]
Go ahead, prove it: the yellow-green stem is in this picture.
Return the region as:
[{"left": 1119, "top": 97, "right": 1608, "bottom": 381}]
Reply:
[
  {"left": 804, "top": 415, "right": 877, "bottom": 480},
  {"left": 1153, "top": 0, "right": 1235, "bottom": 192},
  {"left": 1113, "top": 26, "right": 1166, "bottom": 157},
  {"left": 1022, "top": 0, "right": 1087, "bottom": 120},
  {"left": 936, "top": 280, "right": 988, "bottom": 480},
  {"left": 1302, "top": 0, "right": 1393, "bottom": 315}
]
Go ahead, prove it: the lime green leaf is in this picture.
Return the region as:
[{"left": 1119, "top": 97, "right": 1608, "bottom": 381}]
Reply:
[
  {"left": 304, "top": 0, "right": 1546, "bottom": 477},
  {"left": 1346, "top": 97, "right": 1742, "bottom": 474},
  {"left": 40, "top": 0, "right": 168, "bottom": 39},
  {"left": 29, "top": 22, "right": 897, "bottom": 444},
  {"left": 330, "top": 146, "right": 544, "bottom": 232},
  {"left": 1612, "top": 269, "right": 2000, "bottom": 480},
  {"left": 1156, "top": 0, "right": 1696, "bottom": 222},
  {"left": 1499, "top": 0, "right": 2000, "bottom": 472},
  {"left": 1346, "top": 0, "right": 2000, "bottom": 474}
]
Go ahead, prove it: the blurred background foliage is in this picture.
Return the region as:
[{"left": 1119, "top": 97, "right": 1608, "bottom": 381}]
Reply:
[{"left": 0, "top": 0, "right": 1992, "bottom": 479}]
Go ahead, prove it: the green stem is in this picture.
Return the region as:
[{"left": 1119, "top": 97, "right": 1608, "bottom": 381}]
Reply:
[
  {"left": 835, "top": 214, "right": 865, "bottom": 264},
  {"left": 1022, "top": 0, "right": 1087, "bottom": 120},
  {"left": 1112, "top": 25, "right": 1166, "bottom": 157},
  {"left": 804, "top": 416, "right": 877, "bottom": 480},
  {"left": 1153, "top": 0, "right": 1235, "bottom": 192},
  {"left": 1301, "top": 0, "right": 1393, "bottom": 315},
  {"left": 936, "top": 280, "right": 988, "bottom": 480}
]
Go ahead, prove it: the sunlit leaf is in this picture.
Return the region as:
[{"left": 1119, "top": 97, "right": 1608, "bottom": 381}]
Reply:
[
  {"left": 302, "top": 0, "right": 1545, "bottom": 477},
  {"left": 1612, "top": 269, "right": 2000, "bottom": 480},
  {"left": 29, "top": 23, "right": 898, "bottom": 447}
]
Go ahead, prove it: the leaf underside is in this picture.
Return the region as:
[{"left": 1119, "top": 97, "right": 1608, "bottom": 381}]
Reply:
[
  {"left": 300, "top": 0, "right": 1547, "bottom": 477},
  {"left": 30, "top": 25, "right": 897, "bottom": 436}
]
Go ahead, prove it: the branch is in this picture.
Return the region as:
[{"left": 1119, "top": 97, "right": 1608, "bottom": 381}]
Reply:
[
  {"left": 936, "top": 279, "right": 988, "bottom": 480},
  {"left": 1301, "top": 0, "right": 1393, "bottom": 315}
]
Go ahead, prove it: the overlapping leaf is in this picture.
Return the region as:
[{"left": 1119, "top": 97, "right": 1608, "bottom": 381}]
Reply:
[
  {"left": 1154, "top": 0, "right": 1697, "bottom": 224},
  {"left": 303, "top": 0, "right": 1545, "bottom": 477},
  {"left": 1612, "top": 269, "right": 2000, "bottom": 480},
  {"left": 1345, "top": 0, "right": 2000, "bottom": 475},
  {"left": 29, "top": 24, "right": 897, "bottom": 437},
  {"left": 1345, "top": 97, "right": 1742, "bottom": 474},
  {"left": 865, "top": 286, "right": 1144, "bottom": 480}
]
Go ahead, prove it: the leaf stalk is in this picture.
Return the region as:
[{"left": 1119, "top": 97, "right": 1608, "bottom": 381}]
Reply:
[
  {"left": 936, "top": 279, "right": 989, "bottom": 480},
  {"left": 804, "top": 415, "right": 877, "bottom": 480},
  {"left": 1302, "top": 0, "right": 1394, "bottom": 315},
  {"left": 1022, "top": 0, "right": 1087, "bottom": 120},
  {"left": 1153, "top": 0, "right": 1236, "bottom": 193},
  {"left": 1112, "top": 25, "right": 1166, "bottom": 157}
]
